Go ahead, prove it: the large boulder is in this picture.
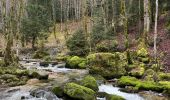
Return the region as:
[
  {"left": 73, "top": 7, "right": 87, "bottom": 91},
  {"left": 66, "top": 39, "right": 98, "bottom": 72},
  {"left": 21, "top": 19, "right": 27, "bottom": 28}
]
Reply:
[
  {"left": 87, "top": 53, "right": 127, "bottom": 78},
  {"left": 64, "top": 83, "right": 96, "bottom": 100},
  {"left": 81, "top": 75, "right": 98, "bottom": 91},
  {"left": 129, "top": 66, "right": 145, "bottom": 78}
]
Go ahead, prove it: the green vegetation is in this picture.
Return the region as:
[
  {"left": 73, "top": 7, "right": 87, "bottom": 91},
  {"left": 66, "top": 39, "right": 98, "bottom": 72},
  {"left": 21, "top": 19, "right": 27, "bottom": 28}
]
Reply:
[
  {"left": 106, "top": 94, "right": 125, "bottom": 100},
  {"left": 66, "top": 56, "right": 86, "bottom": 69},
  {"left": 52, "top": 85, "right": 64, "bottom": 97},
  {"left": 64, "top": 83, "right": 96, "bottom": 100},
  {"left": 87, "top": 52, "right": 127, "bottom": 78},
  {"left": 118, "top": 76, "right": 167, "bottom": 92},
  {"left": 81, "top": 75, "right": 98, "bottom": 91},
  {"left": 66, "top": 29, "right": 88, "bottom": 56}
]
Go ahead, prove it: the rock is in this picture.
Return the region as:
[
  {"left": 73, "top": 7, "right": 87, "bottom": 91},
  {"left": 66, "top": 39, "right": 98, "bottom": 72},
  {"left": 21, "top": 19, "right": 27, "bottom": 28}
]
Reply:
[
  {"left": 26, "top": 79, "right": 40, "bottom": 85},
  {"left": 106, "top": 94, "right": 125, "bottom": 100},
  {"left": 158, "top": 72, "right": 170, "bottom": 81},
  {"left": 87, "top": 52, "right": 127, "bottom": 79},
  {"left": 66, "top": 56, "right": 86, "bottom": 69},
  {"left": 30, "top": 89, "right": 60, "bottom": 100},
  {"left": 29, "top": 71, "right": 49, "bottom": 80},
  {"left": 64, "top": 83, "right": 96, "bottom": 100},
  {"left": 129, "top": 67, "right": 145, "bottom": 78},
  {"left": 52, "top": 85, "right": 64, "bottom": 97},
  {"left": 97, "top": 92, "right": 125, "bottom": 100},
  {"left": 81, "top": 75, "right": 98, "bottom": 91},
  {"left": 143, "top": 69, "right": 157, "bottom": 81},
  {"left": 118, "top": 76, "right": 164, "bottom": 92},
  {"left": 40, "top": 62, "right": 49, "bottom": 67}
]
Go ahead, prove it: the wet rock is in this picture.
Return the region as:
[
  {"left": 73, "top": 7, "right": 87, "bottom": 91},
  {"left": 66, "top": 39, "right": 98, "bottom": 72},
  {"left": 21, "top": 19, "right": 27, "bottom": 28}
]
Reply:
[
  {"left": 81, "top": 75, "right": 98, "bottom": 91},
  {"left": 64, "top": 83, "right": 96, "bottom": 100},
  {"left": 30, "top": 89, "right": 60, "bottom": 100},
  {"left": 52, "top": 85, "right": 64, "bottom": 97}
]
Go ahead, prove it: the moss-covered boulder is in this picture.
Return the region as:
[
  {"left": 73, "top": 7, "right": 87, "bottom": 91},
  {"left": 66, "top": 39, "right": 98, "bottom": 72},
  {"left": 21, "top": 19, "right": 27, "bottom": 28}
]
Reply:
[
  {"left": 66, "top": 56, "right": 86, "bottom": 69},
  {"left": 143, "top": 69, "right": 157, "bottom": 81},
  {"left": 81, "top": 75, "right": 98, "bottom": 91},
  {"left": 106, "top": 94, "right": 125, "bottom": 100},
  {"left": 129, "top": 67, "right": 145, "bottom": 78},
  {"left": 64, "top": 83, "right": 96, "bottom": 100},
  {"left": 158, "top": 73, "right": 170, "bottom": 81},
  {"left": 87, "top": 53, "right": 127, "bottom": 78},
  {"left": 159, "top": 81, "right": 170, "bottom": 96},
  {"left": 136, "top": 47, "right": 150, "bottom": 64},
  {"left": 118, "top": 76, "right": 164, "bottom": 92},
  {"left": 52, "top": 85, "right": 64, "bottom": 97}
]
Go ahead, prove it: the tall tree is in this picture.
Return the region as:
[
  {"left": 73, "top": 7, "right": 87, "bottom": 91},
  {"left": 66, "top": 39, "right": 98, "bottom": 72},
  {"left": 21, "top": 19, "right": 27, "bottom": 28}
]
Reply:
[
  {"left": 143, "top": 0, "right": 150, "bottom": 44},
  {"left": 154, "top": 0, "right": 158, "bottom": 66}
]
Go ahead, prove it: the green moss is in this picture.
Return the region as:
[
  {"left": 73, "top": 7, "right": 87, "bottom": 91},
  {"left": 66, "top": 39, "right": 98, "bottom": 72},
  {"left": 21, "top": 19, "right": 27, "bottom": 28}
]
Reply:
[
  {"left": 159, "top": 73, "right": 170, "bottom": 81},
  {"left": 143, "top": 69, "right": 155, "bottom": 81},
  {"left": 78, "top": 61, "right": 86, "bottom": 69},
  {"left": 81, "top": 75, "right": 98, "bottom": 91},
  {"left": 129, "top": 67, "right": 145, "bottom": 78},
  {"left": 106, "top": 94, "right": 125, "bottom": 100},
  {"left": 137, "top": 48, "right": 148, "bottom": 57},
  {"left": 52, "top": 85, "right": 64, "bottom": 97},
  {"left": 87, "top": 53, "right": 127, "bottom": 78},
  {"left": 64, "top": 83, "right": 96, "bottom": 100},
  {"left": 66, "top": 56, "right": 86, "bottom": 69},
  {"left": 118, "top": 76, "right": 164, "bottom": 92},
  {"left": 159, "top": 81, "right": 170, "bottom": 95}
]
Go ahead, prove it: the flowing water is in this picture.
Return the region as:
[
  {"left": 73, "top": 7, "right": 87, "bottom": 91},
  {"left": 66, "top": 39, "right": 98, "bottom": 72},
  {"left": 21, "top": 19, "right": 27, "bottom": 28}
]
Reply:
[
  {"left": 98, "top": 84, "right": 144, "bottom": 100},
  {"left": 1, "top": 59, "right": 168, "bottom": 100}
]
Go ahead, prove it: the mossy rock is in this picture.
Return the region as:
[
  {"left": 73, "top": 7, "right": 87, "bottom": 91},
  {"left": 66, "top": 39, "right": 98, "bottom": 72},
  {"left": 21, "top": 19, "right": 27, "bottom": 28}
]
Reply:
[
  {"left": 81, "top": 75, "right": 98, "bottom": 91},
  {"left": 52, "top": 85, "right": 64, "bottom": 97},
  {"left": 158, "top": 73, "right": 170, "bottom": 81},
  {"left": 29, "top": 71, "right": 48, "bottom": 80},
  {"left": 66, "top": 56, "right": 86, "bottom": 69},
  {"left": 87, "top": 53, "right": 127, "bottom": 79},
  {"left": 106, "top": 94, "right": 125, "bottom": 100},
  {"left": 64, "top": 83, "right": 96, "bottom": 100},
  {"left": 16, "top": 69, "right": 29, "bottom": 77},
  {"left": 137, "top": 47, "right": 148, "bottom": 57},
  {"left": 118, "top": 76, "right": 164, "bottom": 92},
  {"left": 129, "top": 67, "right": 145, "bottom": 78},
  {"left": 159, "top": 81, "right": 170, "bottom": 96},
  {"left": 143, "top": 69, "right": 157, "bottom": 81}
]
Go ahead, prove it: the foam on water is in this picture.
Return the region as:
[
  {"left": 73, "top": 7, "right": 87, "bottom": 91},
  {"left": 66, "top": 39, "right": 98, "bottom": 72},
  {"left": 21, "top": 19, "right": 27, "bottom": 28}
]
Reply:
[{"left": 99, "top": 84, "right": 144, "bottom": 100}]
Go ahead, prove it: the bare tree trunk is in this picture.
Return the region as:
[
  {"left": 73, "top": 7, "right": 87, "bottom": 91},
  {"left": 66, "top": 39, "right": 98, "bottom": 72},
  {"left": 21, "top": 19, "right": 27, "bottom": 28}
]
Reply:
[
  {"left": 143, "top": 0, "right": 150, "bottom": 44},
  {"left": 154, "top": 0, "right": 158, "bottom": 66}
]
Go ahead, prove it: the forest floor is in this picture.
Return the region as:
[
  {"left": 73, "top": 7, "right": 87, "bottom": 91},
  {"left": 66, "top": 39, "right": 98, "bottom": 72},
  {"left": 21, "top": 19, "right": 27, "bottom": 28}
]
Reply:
[{"left": 124, "top": 14, "right": 170, "bottom": 72}]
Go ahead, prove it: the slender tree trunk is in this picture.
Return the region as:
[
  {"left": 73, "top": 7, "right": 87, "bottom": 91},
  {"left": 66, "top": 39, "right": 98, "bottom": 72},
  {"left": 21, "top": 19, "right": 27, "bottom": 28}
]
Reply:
[
  {"left": 143, "top": 0, "right": 150, "bottom": 44},
  {"left": 154, "top": 0, "right": 158, "bottom": 67}
]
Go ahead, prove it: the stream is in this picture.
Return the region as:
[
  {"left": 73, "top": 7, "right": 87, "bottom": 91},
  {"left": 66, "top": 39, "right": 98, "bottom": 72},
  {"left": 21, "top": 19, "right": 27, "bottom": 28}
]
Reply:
[
  {"left": 0, "top": 59, "right": 169, "bottom": 100},
  {"left": 98, "top": 84, "right": 144, "bottom": 100}
]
